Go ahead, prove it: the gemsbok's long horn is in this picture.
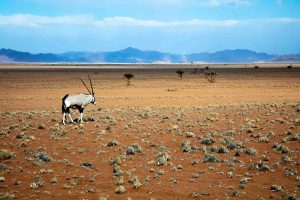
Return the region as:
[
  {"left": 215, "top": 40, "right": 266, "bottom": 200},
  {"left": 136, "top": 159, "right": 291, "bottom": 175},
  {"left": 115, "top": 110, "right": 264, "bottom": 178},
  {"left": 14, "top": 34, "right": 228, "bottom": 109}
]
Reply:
[
  {"left": 88, "top": 75, "right": 94, "bottom": 95},
  {"left": 79, "top": 78, "right": 92, "bottom": 94}
]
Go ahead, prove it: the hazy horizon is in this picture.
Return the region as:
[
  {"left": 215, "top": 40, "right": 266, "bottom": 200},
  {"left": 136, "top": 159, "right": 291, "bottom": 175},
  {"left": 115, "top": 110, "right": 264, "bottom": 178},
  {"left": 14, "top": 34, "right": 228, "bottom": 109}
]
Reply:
[{"left": 1, "top": 0, "right": 300, "bottom": 54}]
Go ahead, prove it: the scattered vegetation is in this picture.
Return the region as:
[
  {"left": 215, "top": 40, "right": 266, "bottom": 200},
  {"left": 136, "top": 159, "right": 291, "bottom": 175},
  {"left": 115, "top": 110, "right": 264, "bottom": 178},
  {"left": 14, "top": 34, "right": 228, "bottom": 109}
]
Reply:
[
  {"left": 129, "top": 176, "right": 142, "bottom": 189},
  {"left": 80, "top": 162, "right": 96, "bottom": 170},
  {"left": 186, "top": 131, "right": 195, "bottom": 138},
  {"left": 181, "top": 140, "right": 193, "bottom": 152},
  {"left": 244, "top": 148, "right": 258, "bottom": 155},
  {"left": 0, "top": 149, "right": 15, "bottom": 160},
  {"left": 258, "top": 136, "right": 269, "bottom": 143},
  {"left": 115, "top": 185, "right": 126, "bottom": 194},
  {"left": 203, "top": 154, "right": 221, "bottom": 162},
  {"left": 272, "top": 143, "right": 290, "bottom": 153},
  {"left": 156, "top": 152, "right": 171, "bottom": 166},
  {"left": 34, "top": 153, "right": 52, "bottom": 162},
  {"left": 0, "top": 82, "right": 299, "bottom": 199},
  {"left": 204, "top": 71, "right": 217, "bottom": 83},
  {"left": 38, "top": 124, "right": 46, "bottom": 129},
  {"left": 201, "top": 138, "right": 215, "bottom": 145},
  {"left": 107, "top": 139, "right": 118, "bottom": 146},
  {"left": 270, "top": 185, "right": 282, "bottom": 191},
  {"left": 126, "top": 144, "right": 142, "bottom": 155}
]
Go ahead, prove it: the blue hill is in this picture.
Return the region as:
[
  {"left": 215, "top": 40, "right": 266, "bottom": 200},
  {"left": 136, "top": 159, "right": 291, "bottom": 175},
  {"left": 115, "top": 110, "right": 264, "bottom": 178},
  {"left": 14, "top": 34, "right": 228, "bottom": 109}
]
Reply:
[{"left": 0, "top": 47, "right": 299, "bottom": 63}]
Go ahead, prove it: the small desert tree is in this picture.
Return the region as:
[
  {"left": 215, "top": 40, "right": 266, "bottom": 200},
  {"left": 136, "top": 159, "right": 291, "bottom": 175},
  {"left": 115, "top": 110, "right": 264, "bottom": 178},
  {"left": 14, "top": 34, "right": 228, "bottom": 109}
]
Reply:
[
  {"left": 124, "top": 73, "right": 134, "bottom": 85},
  {"left": 191, "top": 68, "right": 198, "bottom": 74},
  {"left": 176, "top": 70, "right": 184, "bottom": 79},
  {"left": 204, "top": 71, "right": 217, "bottom": 83},
  {"left": 287, "top": 64, "right": 292, "bottom": 69}
]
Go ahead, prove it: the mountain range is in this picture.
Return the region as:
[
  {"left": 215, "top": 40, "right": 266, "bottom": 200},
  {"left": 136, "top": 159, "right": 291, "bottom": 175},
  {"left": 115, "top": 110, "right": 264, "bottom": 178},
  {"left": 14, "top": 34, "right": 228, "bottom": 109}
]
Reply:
[{"left": 0, "top": 47, "right": 299, "bottom": 63}]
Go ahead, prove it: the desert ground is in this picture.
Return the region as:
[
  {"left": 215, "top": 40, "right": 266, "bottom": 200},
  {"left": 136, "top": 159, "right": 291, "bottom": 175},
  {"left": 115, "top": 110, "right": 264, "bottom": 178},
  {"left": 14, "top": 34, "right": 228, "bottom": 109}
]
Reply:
[{"left": 0, "top": 64, "right": 299, "bottom": 200}]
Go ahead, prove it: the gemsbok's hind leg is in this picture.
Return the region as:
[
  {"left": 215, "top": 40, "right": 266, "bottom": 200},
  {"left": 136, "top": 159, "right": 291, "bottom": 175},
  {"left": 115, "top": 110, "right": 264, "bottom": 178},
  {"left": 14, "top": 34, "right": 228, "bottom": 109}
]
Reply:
[
  {"left": 68, "top": 113, "right": 74, "bottom": 123},
  {"left": 62, "top": 113, "right": 66, "bottom": 125}
]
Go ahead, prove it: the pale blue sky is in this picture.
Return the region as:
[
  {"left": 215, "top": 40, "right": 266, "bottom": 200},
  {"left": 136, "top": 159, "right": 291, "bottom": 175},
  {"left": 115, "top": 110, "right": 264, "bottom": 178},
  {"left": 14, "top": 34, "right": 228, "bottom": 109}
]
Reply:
[{"left": 0, "top": 0, "right": 300, "bottom": 54}]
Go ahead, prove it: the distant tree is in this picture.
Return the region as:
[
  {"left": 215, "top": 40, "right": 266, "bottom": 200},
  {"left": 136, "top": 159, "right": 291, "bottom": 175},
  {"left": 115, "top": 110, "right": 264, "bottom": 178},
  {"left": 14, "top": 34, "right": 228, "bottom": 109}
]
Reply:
[
  {"left": 254, "top": 65, "right": 259, "bottom": 69},
  {"left": 287, "top": 64, "right": 293, "bottom": 69},
  {"left": 124, "top": 73, "right": 134, "bottom": 85},
  {"left": 191, "top": 68, "right": 198, "bottom": 74},
  {"left": 204, "top": 71, "right": 217, "bottom": 83},
  {"left": 176, "top": 70, "right": 184, "bottom": 79}
]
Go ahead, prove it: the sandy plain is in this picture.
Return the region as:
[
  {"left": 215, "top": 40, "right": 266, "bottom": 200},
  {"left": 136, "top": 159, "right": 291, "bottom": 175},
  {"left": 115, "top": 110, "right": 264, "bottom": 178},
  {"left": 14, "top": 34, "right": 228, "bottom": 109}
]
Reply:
[{"left": 0, "top": 64, "right": 299, "bottom": 199}]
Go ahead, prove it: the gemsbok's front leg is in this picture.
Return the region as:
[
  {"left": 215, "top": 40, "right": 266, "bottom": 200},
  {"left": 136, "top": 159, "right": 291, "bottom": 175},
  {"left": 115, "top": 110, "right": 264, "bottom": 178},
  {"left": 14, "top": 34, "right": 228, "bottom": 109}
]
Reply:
[
  {"left": 78, "top": 107, "right": 84, "bottom": 123},
  {"left": 80, "top": 112, "right": 83, "bottom": 123}
]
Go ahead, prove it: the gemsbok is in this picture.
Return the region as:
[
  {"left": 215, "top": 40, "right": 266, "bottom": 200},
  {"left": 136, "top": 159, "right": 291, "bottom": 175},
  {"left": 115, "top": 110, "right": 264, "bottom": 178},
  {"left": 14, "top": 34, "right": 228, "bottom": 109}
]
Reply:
[{"left": 62, "top": 75, "right": 96, "bottom": 125}]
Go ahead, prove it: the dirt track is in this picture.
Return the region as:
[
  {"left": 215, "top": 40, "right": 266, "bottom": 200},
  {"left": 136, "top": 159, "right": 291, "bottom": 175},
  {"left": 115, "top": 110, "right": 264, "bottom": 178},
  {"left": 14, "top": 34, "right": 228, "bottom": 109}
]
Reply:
[{"left": 0, "top": 66, "right": 299, "bottom": 199}]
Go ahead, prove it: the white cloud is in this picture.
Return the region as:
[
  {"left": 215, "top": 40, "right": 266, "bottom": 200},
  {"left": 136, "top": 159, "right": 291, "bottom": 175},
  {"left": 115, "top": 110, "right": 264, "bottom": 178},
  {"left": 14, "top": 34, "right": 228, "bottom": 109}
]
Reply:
[
  {"left": 0, "top": 14, "right": 299, "bottom": 28},
  {"left": 0, "top": 14, "right": 240, "bottom": 27},
  {"left": 0, "top": 14, "right": 93, "bottom": 27},
  {"left": 94, "top": 16, "right": 240, "bottom": 27},
  {"left": 271, "top": 17, "right": 300, "bottom": 23},
  {"left": 244, "top": 17, "right": 300, "bottom": 24},
  {"left": 203, "top": 0, "right": 251, "bottom": 7}
]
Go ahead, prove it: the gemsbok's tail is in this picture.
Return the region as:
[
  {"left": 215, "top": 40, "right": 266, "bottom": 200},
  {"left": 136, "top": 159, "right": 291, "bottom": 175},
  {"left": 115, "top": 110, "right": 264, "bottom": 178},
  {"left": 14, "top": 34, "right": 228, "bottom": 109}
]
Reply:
[{"left": 62, "top": 94, "right": 69, "bottom": 113}]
